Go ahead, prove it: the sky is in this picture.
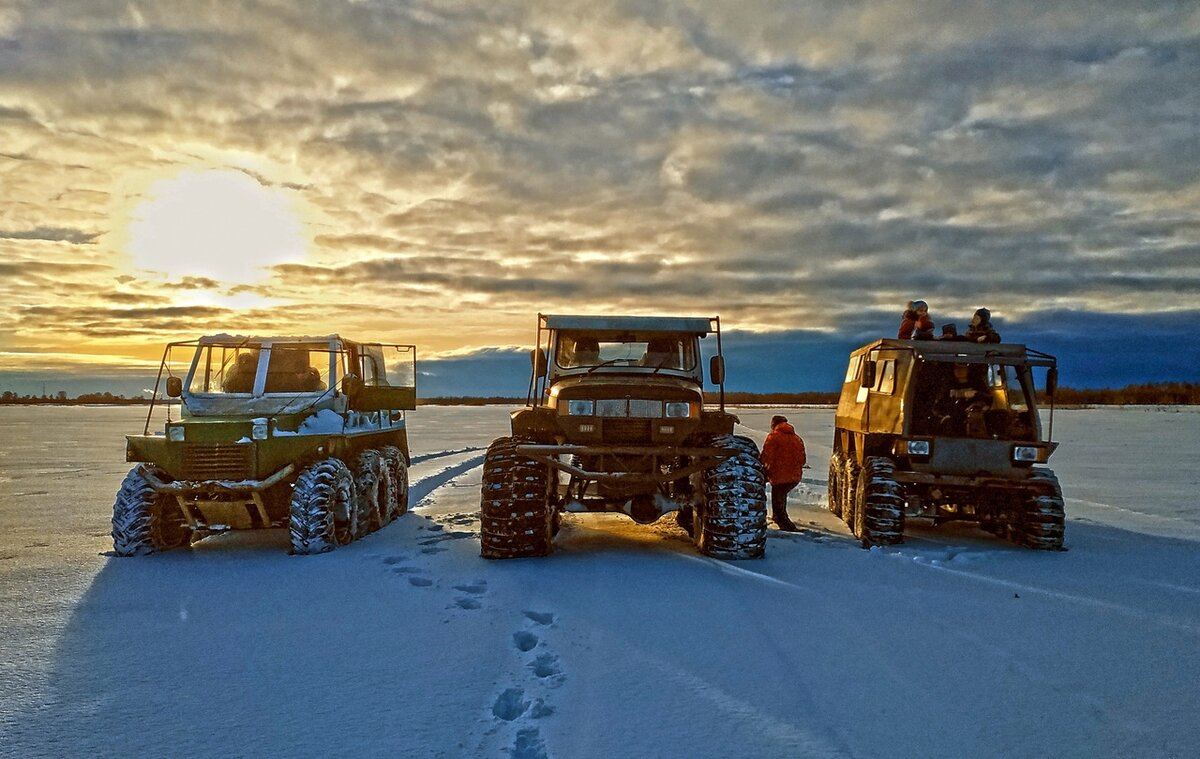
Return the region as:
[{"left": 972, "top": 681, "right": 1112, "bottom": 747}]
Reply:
[{"left": 1, "top": 1, "right": 1198, "bottom": 396}]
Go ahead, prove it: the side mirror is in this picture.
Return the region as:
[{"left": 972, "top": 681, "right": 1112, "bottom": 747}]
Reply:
[
  {"left": 165, "top": 376, "right": 183, "bottom": 398},
  {"left": 709, "top": 355, "right": 725, "bottom": 385},
  {"left": 342, "top": 374, "right": 363, "bottom": 397},
  {"left": 531, "top": 349, "right": 547, "bottom": 378},
  {"left": 1046, "top": 367, "right": 1058, "bottom": 396},
  {"left": 860, "top": 360, "right": 877, "bottom": 389}
]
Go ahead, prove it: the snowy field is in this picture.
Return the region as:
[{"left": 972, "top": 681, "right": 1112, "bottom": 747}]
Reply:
[{"left": 1, "top": 404, "right": 1198, "bottom": 759}]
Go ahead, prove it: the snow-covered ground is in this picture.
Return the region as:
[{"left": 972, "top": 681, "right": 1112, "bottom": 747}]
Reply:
[{"left": 1, "top": 404, "right": 1198, "bottom": 758}]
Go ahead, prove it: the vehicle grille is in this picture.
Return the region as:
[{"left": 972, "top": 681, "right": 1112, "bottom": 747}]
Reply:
[
  {"left": 181, "top": 444, "right": 255, "bottom": 481},
  {"left": 602, "top": 418, "right": 650, "bottom": 444}
]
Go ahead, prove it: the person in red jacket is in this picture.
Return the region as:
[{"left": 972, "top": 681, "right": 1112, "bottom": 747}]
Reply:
[
  {"left": 760, "top": 415, "right": 806, "bottom": 532},
  {"left": 898, "top": 300, "right": 935, "bottom": 340}
]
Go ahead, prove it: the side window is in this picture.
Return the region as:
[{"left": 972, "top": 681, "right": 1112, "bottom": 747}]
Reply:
[
  {"left": 844, "top": 355, "right": 862, "bottom": 383},
  {"left": 876, "top": 360, "right": 896, "bottom": 394},
  {"left": 360, "top": 346, "right": 387, "bottom": 386},
  {"left": 265, "top": 347, "right": 329, "bottom": 393},
  {"left": 1006, "top": 368, "right": 1030, "bottom": 412}
]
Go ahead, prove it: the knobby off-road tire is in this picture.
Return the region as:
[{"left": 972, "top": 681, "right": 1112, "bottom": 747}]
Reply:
[
  {"left": 112, "top": 467, "right": 191, "bottom": 556},
  {"left": 842, "top": 455, "right": 862, "bottom": 531},
  {"left": 695, "top": 434, "right": 768, "bottom": 560},
  {"left": 853, "top": 456, "right": 905, "bottom": 547},
  {"left": 1015, "top": 467, "right": 1065, "bottom": 550},
  {"left": 290, "top": 458, "right": 355, "bottom": 555},
  {"left": 480, "top": 437, "right": 554, "bottom": 559},
  {"left": 355, "top": 449, "right": 385, "bottom": 535},
  {"left": 380, "top": 445, "right": 409, "bottom": 521},
  {"left": 827, "top": 450, "right": 845, "bottom": 519}
]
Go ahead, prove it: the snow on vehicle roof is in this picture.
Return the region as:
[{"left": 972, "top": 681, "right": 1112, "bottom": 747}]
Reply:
[{"left": 542, "top": 315, "right": 716, "bottom": 334}]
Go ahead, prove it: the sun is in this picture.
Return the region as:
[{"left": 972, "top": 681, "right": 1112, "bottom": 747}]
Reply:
[{"left": 127, "top": 169, "right": 307, "bottom": 285}]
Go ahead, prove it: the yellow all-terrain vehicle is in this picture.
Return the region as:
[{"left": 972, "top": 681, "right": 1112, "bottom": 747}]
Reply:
[{"left": 829, "top": 339, "right": 1064, "bottom": 549}]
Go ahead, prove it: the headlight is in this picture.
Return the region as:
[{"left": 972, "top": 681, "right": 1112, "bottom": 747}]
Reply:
[
  {"left": 907, "top": 440, "right": 930, "bottom": 456},
  {"left": 1012, "top": 446, "right": 1039, "bottom": 462},
  {"left": 664, "top": 402, "right": 691, "bottom": 418},
  {"left": 251, "top": 419, "right": 269, "bottom": 440},
  {"left": 567, "top": 400, "right": 594, "bottom": 416},
  {"left": 167, "top": 425, "right": 185, "bottom": 442}
]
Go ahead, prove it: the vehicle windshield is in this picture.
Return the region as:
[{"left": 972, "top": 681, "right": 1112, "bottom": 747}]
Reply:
[
  {"left": 911, "top": 361, "right": 1037, "bottom": 439},
  {"left": 187, "top": 343, "right": 332, "bottom": 395},
  {"left": 188, "top": 344, "right": 261, "bottom": 395},
  {"left": 554, "top": 332, "right": 697, "bottom": 371}
]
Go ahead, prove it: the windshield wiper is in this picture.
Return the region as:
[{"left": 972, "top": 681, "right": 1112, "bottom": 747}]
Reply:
[{"left": 585, "top": 359, "right": 627, "bottom": 375}]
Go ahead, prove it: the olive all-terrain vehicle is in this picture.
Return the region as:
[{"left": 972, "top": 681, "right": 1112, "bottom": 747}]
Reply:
[
  {"left": 113, "top": 335, "right": 417, "bottom": 555},
  {"left": 480, "top": 314, "right": 767, "bottom": 560},
  {"left": 828, "top": 339, "right": 1064, "bottom": 549}
]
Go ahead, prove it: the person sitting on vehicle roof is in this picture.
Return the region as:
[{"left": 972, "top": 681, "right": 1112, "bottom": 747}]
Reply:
[
  {"left": 965, "top": 308, "right": 1001, "bottom": 343},
  {"left": 639, "top": 337, "right": 679, "bottom": 368},
  {"left": 899, "top": 300, "right": 935, "bottom": 340},
  {"left": 939, "top": 323, "right": 966, "bottom": 341}
]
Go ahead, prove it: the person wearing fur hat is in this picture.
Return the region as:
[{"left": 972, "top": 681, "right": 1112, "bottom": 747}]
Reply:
[
  {"left": 899, "top": 300, "right": 935, "bottom": 340},
  {"left": 760, "top": 415, "right": 806, "bottom": 532},
  {"left": 965, "top": 308, "right": 1001, "bottom": 343}
]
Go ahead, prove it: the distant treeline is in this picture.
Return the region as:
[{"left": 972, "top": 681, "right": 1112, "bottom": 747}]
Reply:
[
  {"left": 2, "top": 383, "right": 1198, "bottom": 406},
  {"left": 1035, "top": 382, "right": 1200, "bottom": 406},
  {"left": 0, "top": 391, "right": 149, "bottom": 405},
  {"left": 709, "top": 391, "right": 839, "bottom": 405}
]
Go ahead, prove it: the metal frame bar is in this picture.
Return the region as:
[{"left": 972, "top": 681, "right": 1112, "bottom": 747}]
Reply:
[{"left": 516, "top": 444, "right": 732, "bottom": 485}]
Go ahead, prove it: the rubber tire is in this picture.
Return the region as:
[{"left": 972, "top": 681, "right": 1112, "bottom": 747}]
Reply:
[
  {"left": 827, "top": 450, "right": 845, "bottom": 519},
  {"left": 854, "top": 456, "right": 905, "bottom": 547},
  {"left": 480, "top": 437, "right": 554, "bottom": 559},
  {"left": 290, "top": 458, "right": 355, "bottom": 555},
  {"left": 355, "top": 449, "right": 385, "bottom": 534},
  {"left": 112, "top": 467, "right": 191, "bottom": 556},
  {"left": 1016, "top": 468, "right": 1065, "bottom": 550},
  {"left": 842, "top": 455, "right": 862, "bottom": 530},
  {"left": 695, "top": 434, "right": 768, "bottom": 559},
  {"left": 381, "top": 445, "right": 409, "bottom": 520}
]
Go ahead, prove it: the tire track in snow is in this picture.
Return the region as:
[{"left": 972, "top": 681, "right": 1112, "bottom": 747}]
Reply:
[
  {"left": 408, "top": 446, "right": 485, "bottom": 465},
  {"left": 407, "top": 453, "right": 485, "bottom": 508},
  {"left": 626, "top": 646, "right": 852, "bottom": 758},
  {"left": 675, "top": 553, "right": 821, "bottom": 594},
  {"left": 698, "top": 530, "right": 1200, "bottom": 638},
  {"left": 905, "top": 559, "right": 1200, "bottom": 637}
]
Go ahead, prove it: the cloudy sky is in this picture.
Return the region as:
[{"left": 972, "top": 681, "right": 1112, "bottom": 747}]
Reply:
[{"left": 1, "top": 1, "right": 1197, "bottom": 396}]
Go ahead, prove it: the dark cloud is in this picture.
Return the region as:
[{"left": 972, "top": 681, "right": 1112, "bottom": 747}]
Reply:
[
  {"left": 0, "top": 227, "right": 99, "bottom": 244},
  {"left": 99, "top": 291, "right": 170, "bottom": 306},
  {"left": 161, "top": 276, "right": 224, "bottom": 291},
  {"left": 0, "top": 1, "right": 1196, "bottom": 384},
  {"left": 405, "top": 309, "right": 1200, "bottom": 397}
]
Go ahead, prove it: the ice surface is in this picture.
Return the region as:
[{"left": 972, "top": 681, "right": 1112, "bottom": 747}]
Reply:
[{"left": 0, "top": 405, "right": 1198, "bottom": 758}]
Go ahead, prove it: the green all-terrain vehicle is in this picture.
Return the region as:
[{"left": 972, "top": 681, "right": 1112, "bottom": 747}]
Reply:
[
  {"left": 828, "top": 338, "right": 1064, "bottom": 549},
  {"left": 480, "top": 314, "right": 767, "bottom": 560},
  {"left": 113, "top": 334, "right": 417, "bottom": 555}
]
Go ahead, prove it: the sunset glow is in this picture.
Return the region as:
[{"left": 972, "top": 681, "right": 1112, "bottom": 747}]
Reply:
[
  {"left": 0, "top": 2, "right": 1196, "bottom": 396},
  {"left": 126, "top": 170, "right": 308, "bottom": 285}
]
